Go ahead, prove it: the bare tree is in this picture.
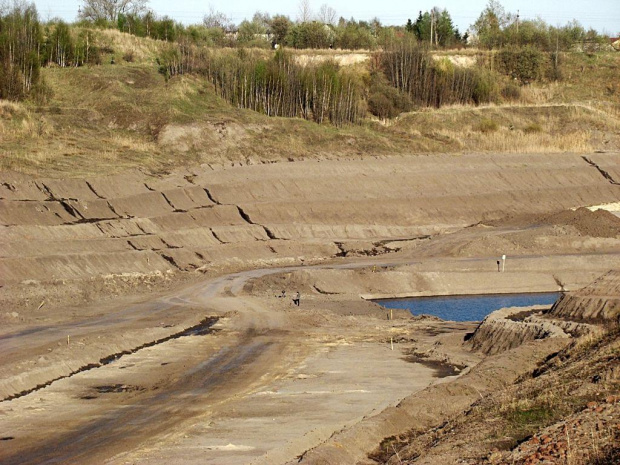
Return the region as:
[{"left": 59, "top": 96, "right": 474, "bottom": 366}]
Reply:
[
  {"left": 297, "top": 0, "right": 312, "bottom": 23},
  {"left": 79, "top": 0, "right": 148, "bottom": 22},
  {"left": 318, "top": 4, "right": 336, "bottom": 25},
  {"left": 203, "top": 5, "right": 231, "bottom": 30}
]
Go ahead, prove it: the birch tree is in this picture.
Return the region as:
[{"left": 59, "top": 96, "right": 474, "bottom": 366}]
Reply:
[{"left": 79, "top": 0, "right": 148, "bottom": 23}]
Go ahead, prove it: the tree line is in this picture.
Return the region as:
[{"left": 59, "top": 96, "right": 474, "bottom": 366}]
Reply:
[
  {"left": 0, "top": 3, "right": 104, "bottom": 101},
  {"left": 0, "top": 0, "right": 613, "bottom": 124},
  {"left": 469, "top": 0, "right": 608, "bottom": 51},
  {"left": 73, "top": 0, "right": 611, "bottom": 52}
]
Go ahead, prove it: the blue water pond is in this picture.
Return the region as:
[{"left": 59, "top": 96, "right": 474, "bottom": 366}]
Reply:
[{"left": 375, "top": 292, "right": 560, "bottom": 322}]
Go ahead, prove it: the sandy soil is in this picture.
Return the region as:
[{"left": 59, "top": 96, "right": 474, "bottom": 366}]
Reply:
[
  {"left": 0, "top": 257, "right": 481, "bottom": 464},
  {"left": 0, "top": 153, "right": 619, "bottom": 463}
]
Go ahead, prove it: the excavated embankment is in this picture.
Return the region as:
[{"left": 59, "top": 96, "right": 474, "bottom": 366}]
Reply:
[
  {"left": 468, "top": 305, "right": 572, "bottom": 355},
  {"left": 468, "top": 272, "right": 620, "bottom": 356},
  {"left": 548, "top": 270, "right": 620, "bottom": 323},
  {"left": 2, "top": 153, "right": 619, "bottom": 291},
  {"left": 0, "top": 153, "right": 619, "bottom": 464}
]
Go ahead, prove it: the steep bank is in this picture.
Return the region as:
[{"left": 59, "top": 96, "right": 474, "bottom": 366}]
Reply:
[
  {"left": 548, "top": 270, "right": 620, "bottom": 323},
  {"left": 467, "top": 305, "right": 599, "bottom": 356}
]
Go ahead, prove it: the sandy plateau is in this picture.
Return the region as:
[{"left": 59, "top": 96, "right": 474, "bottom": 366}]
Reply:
[{"left": 0, "top": 153, "right": 619, "bottom": 464}]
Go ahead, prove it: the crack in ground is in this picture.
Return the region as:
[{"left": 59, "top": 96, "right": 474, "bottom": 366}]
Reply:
[
  {"left": 334, "top": 242, "right": 348, "bottom": 257},
  {"left": 161, "top": 192, "right": 184, "bottom": 212},
  {"left": 59, "top": 200, "right": 84, "bottom": 220},
  {"left": 85, "top": 181, "right": 105, "bottom": 199},
  {"left": 312, "top": 285, "right": 340, "bottom": 295},
  {"left": 106, "top": 201, "right": 124, "bottom": 218},
  {"left": 232, "top": 205, "right": 279, "bottom": 240},
  {"left": 0, "top": 318, "right": 219, "bottom": 403},
  {"left": 126, "top": 240, "right": 140, "bottom": 251},
  {"left": 160, "top": 238, "right": 181, "bottom": 249},
  {"left": 210, "top": 228, "right": 226, "bottom": 244},
  {"left": 582, "top": 156, "right": 620, "bottom": 185},
  {"left": 203, "top": 187, "right": 221, "bottom": 205},
  {"left": 159, "top": 253, "right": 183, "bottom": 269},
  {"left": 2, "top": 182, "right": 16, "bottom": 192}
]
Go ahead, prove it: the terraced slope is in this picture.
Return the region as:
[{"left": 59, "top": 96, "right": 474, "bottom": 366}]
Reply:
[
  {"left": 1, "top": 153, "right": 619, "bottom": 287},
  {"left": 549, "top": 269, "right": 620, "bottom": 322}
]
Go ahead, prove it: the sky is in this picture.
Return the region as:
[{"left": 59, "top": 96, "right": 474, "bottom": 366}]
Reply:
[{"left": 31, "top": 0, "right": 620, "bottom": 36}]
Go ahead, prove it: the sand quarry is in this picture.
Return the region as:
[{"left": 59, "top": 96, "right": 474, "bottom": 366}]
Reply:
[{"left": 1, "top": 152, "right": 619, "bottom": 464}]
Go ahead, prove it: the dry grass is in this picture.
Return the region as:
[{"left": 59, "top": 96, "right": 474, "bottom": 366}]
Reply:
[
  {"left": 1, "top": 38, "right": 619, "bottom": 177},
  {"left": 463, "top": 127, "right": 593, "bottom": 152},
  {"left": 393, "top": 101, "right": 620, "bottom": 154},
  {"left": 378, "top": 325, "right": 620, "bottom": 464},
  {"left": 519, "top": 84, "right": 559, "bottom": 104},
  {"left": 95, "top": 28, "right": 166, "bottom": 63}
]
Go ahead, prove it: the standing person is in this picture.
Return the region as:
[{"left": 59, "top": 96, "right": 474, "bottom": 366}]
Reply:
[{"left": 293, "top": 291, "right": 300, "bottom": 306}]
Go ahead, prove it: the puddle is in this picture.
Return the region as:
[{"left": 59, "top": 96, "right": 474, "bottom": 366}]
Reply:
[
  {"left": 94, "top": 384, "right": 144, "bottom": 394},
  {"left": 403, "top": 351, "right": 467, "bottom": 378}
]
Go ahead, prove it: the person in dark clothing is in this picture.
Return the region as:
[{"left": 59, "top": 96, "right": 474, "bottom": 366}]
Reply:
[{"left": 293, "top": 291, "right": 300, "bottom": 306}]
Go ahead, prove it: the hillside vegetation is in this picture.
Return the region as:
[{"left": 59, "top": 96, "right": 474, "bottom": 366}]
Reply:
[{"left": 1, "top": 5, "right": 619, "bottom": 176}]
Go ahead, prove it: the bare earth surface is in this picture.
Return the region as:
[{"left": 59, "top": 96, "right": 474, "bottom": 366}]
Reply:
[{"left": 0, "top": 152, "right": 619, "bottom": 464}]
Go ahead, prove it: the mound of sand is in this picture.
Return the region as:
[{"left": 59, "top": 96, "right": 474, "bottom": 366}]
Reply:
[{"left": 538, "top": 207, "right": 620, "bottom": 238}]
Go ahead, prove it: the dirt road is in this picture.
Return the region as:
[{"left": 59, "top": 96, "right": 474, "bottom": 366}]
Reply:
[{"left": 0, "top": 255, "right": 470, "bottom": 464}]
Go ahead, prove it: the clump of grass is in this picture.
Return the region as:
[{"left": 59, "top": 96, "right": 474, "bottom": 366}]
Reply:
[
  {"left": 501, "top": 83, "right": 522, "bottom": 101},
  {"left": 523, "top": 122, "right": 543, "bottom": 133},
  {"left": 0, "top": 100, "right": 25, "bottom": 118},
  {"left": 477, "top": 118, "right": 499, "bottom": 133},
  {"left": 509, "top": 406, "right": 552, "bottom": 424}
]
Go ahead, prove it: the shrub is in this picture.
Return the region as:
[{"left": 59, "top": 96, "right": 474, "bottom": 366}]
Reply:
[
  {"left": 496, "top": 46, "right": 544, "bottom": 84},
  {"left": 368, "top": 72, "right": 412, "bottom": 119},
  {"left": 122, "top": 50, "right": 135, "bottom": 62},
  {"left": 286, "top": 21, "right": 333, "bottom": 49},
  {"left": 471, "top": 69, "right": 500, "bottom": 105},
  {"left": 0, "top": 4, "right": 43, "bottom": 100},
  {"left": 477, "top": 118, "right": 499, "bottom": 133},
  {"left": 523, "top": 122, "right": 543, "bottom": 133},
  {"left": 501, "top": 82, "right": 521, "bottom": 101},
  {"left": 334, "top": 23, "right": 376, "bottom": 50}
]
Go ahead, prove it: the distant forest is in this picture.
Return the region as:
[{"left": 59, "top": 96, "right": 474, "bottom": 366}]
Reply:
[{"left": 1, "top": 0, "right": 616, "bottom": 123}]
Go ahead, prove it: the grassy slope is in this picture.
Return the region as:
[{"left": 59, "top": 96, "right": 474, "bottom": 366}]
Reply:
[
  {"left": 373, "top": 325, "right": 620, "bottom": 464},
  {"left": 1, "top": 31, "right": 619, "bottom": 177}
]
